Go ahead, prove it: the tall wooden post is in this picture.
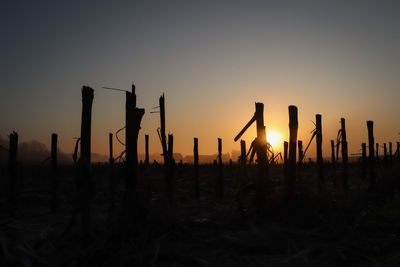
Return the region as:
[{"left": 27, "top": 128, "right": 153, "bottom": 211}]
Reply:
[
  {"left": 125, "top": 84, "right": 145, "bottom": 224},
  {"left": 367, "top": 121, "right": 376, "bottom": 190},
  {"left": 316, "top": 114, "right": 324, "bottom": 185},
  {"left": 217, "top": 138, "right": 223, "bottom": 200},
  {"left": 331, "top": 140, "right": 335, "bottom": 164},
  {"left": 194, "top": 138, "right": 199, "bottom": 200},
  {"left": 7, "top": 131, "right": 18, "bottom": 213},
  {"left": 341, "top": 118, "right": 348, "bottom": 193},
  {"left": 255, "top": 103, "right": 267, "bottom": 209},
  {"left": 51, "top": 133, "right": 58, "bottom": 212},
  {"left": 288, "top": 106, "right": 298, "bottom": 199},
  {"left": 79, "top": 86, "right": 94, "bottom": 241},
  {"left": 108, "top": 133, "right": 115, "bottom": 210},
  {"left": 145, "top": 134, "right": 149, "bottom": 168}
]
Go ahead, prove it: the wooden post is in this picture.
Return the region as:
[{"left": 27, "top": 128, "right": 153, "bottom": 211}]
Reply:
[
  {"left": 217, "top": 138, "right": 223, "bottom": 200},
  {"left": 367, "top": 121, "right": 376, "bottom": 190},
  {"left": 287, "top": 106, "right": 298, "bottom": 199},
  {"left": 7, "top": 131, "right": 18, "bottom": 213},
  {"left": 51, "top": 133, "right": 58, "bottom": 212},
  {"left": 331, "top": 140, "right": 335, "bottom": 164},
  {"left": 125, "top": 84, "right": 145, "bottom": 225},
  {"left": 283, "top": 141, "right": 288, "bottom": 179},
  {"left": 383, "top": 143, "right": 388, "bottom": 162},
  {"left": 389, "top": 142, "right": 393, "bottom": 162},
  {"left": 79, "top": 86, "right": 94, "bottom": 241},
  {"left": 341, "top": 118, "right": 348, "bottom": 193},
  {"left": 298, "top": 140, "right": 303, "bottom": 164},
  {"left": 108, "top": 133, "right": 115, "bottom": 210},
  {"left": 240, "top": 140, "right": 247, "bottom": 176},
  {"left": 194, "top": 138, "right": 199, "bottom": 200},
  {"left": 316, "top": 114, "right": 324, "bottom": 185},
  {"left": 145, "top": 134, "right": 149, "bottom": 168},
  {"left": 376, "top": 143, "right": 379, "bottom": 161},
  {"left": 255, "top": 103, "right": 268, "bottom": 209}
]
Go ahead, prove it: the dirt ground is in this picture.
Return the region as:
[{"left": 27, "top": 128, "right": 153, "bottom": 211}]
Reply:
[{"left": 1, "top": 162, "right": 400, "bottom": 266}]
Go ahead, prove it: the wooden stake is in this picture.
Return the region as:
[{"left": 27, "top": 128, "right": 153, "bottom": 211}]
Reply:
[
  {"left": 287, "top": 106, "right": 298, "bottom": 198},
  {"left": 79, "top": 86, "right": 94, "bottom": 241},
  {"left": 51, "top": 133, "right": 58, "bottom": 212},
  {"left": 341, "top": 118, "right": 348, "bottom": 192},
  {"left": 389, "top": 142, "right": 393, "bottom": 161},
  {"left": 255, "top": 103, "right": 268, "bottom": 209},
  {"left": 367, "top": 121, "right": 376, "bottom": 190},
  {"left": 384, "top": 143, "right": 388, "bottom": 162},
  {"left": 145, "top": 134, "right": 149, "bottom": 168},
  {"left": 217, "top": 138, "right": 223, "bottom": 200},
  {"left": 194, "top": 138, "right": 199, "bottom": 200},
  {"left": 316, "top": 114, "right": 324, "bottom": 185}
]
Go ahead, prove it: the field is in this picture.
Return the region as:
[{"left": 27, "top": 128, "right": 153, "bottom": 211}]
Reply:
[{"left": 1, "top": 161, "right": 400, "bottom": 266}]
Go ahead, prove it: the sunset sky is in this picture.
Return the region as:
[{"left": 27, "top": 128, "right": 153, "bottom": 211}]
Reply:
[{"left": 1, "top": 1, "right": 400, "bottom": 161}]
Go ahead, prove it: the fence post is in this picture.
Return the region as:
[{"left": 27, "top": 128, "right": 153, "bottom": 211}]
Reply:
[
  {"left": 51, "top": 133, "right": 58, "bottom": 212},
  {"left": 367, "top": 121, "right": 376, "bottom": 191},
  {"left": 217, "top": 138, "right": 223, "bottom": 200},
  {"left": 288, "top": 106, "right": 298, "bottom": 199},
  {"left": 316, "top": 114, "right": 324, "bottom": 186},
  {"left": 194, "top": 138, "right": 199, "bottom": 200},
  {"left": 341, "top": 118, "right": 348, "bottom": 193}
]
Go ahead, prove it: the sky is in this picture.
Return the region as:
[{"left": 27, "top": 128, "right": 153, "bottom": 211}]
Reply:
[{"left": 1, "top": 0, "right": 400, "bottom": 162}]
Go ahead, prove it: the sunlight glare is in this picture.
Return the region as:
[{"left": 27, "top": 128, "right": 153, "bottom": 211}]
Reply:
[{"left": 267, "top": 131, "right": 282, "bottom": 150}]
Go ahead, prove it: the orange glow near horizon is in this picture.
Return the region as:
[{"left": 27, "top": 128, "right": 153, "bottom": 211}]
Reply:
[{"left": 267, "top": 130, "right": 283, "bottom": 151}]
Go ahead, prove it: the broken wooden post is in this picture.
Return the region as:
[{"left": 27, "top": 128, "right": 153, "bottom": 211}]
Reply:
[
  {"left": 367, "top": 121, "right": 376, "bottom": 190},
  {"left": 316, "top": 114, "right": 324, "bottom": 186},
  {"left": 217, "top": 138, "right": 223, "bottom": 200},
  {"left": 108, "top": 133, "right": 115, "bottom": 211},
  {"left": 79, "top": 86, "right": 94, "bottom": 242},
  {"left": 341, "top": 118, "right": 348, "bottom": 193},
  {"left": 287, "top": 106, "right": 298, "bottom": 198},
  {"left": 145, "top": 134, "right": 149, "bottom": 168},
  {"left": 51, "top": 133, "right": 58, "bottom": 212},
  {"left": 7, "top": 131, "right": 18, "bottom": 214},
  {"left": 233, "top": 102, "right": 268, "bottom": 210},
  {"left": 194, "top": 138, "right": 199, "bottom": 200}
]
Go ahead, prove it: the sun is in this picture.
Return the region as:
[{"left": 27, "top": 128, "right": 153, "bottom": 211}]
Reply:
[{"left": 267, "top": 130, "right": 282, "bottom": 150}]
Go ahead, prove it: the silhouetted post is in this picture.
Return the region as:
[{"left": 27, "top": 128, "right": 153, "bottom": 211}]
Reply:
[
  {"left": 298, "top": 141, "right": 303, "bottom": 164},
  {"left": 389, "top": 142, "right": 393, "bottom": 162},
  {"left": 79, "top": 86, "right": 94, "bottom": 242},
  {"left": 125, "top": 84, "right": 145, "bottom": 227},
  {"left": 145, "top": 134, "right": 149, "bottom": 168},
  {"left": 255, "top": 103, "right": 267, "bottom": 209},
  {"left": 194, "top": 138, "right": 199, "bottom": 200},
  {"left": 217, "top": 138, "right": 223, "bottom": 200},
  {"left": 362, "top": 143, "right": 367, "bottom": 180},
  {"left": 367, "top": 121, "right": 376, "bottom": 190},
  {"left": 240, "top": 140, "right": 247, "bottom": 176},
  {"left": 159, "top": 94, "right": 168, "bottom": 165},
  {"left": 341, "top": 118, "right": 348, "bottom": 193},
  {"left": 383, "top": 143, "right": 388, "bottom": 162},
  {"left": 7, "top": 131, "right": 18, "bottom": 213},
  {"left": 108, "top": 133, "right": 115, "bottom": 210},
  {"left": 331, "top": 140, "right": 335, "bottom": 164},
  {"left": 51, "top": 133, "right": 58, "bottom": 212},
  {"left": 316, "top": 114, "right": 324, "bottom": 186},
  {"left": 287, "top": 106, "right": 298, "bottom": 199},
  {"left": 376, "top": 143, "right": 379, "bottom": 161}
]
